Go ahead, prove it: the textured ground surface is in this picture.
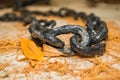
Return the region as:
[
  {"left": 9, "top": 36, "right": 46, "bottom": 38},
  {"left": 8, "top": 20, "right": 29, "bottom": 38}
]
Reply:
[{"left": 0, "top": 2, "right": 120, "bottom": 80}]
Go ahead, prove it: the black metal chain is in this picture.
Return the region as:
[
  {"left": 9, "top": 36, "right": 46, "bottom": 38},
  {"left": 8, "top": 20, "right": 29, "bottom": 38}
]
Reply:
[{"left": 0, "top": 8, "right": 108, "bottom": 57}]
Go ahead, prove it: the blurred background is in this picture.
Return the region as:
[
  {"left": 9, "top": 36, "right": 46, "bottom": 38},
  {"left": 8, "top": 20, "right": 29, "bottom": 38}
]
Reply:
[
  {"left": 0, "top": 0, "right": 120, "bottom": 8},
  {"left": 0, "top": 0, "right": 120, "bottom": 21}
]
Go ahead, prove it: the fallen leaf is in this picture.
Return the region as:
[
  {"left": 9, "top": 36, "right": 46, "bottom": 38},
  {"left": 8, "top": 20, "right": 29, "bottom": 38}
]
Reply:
[{"left": 19, "top": 37, "right": 43, "bottom": 62}]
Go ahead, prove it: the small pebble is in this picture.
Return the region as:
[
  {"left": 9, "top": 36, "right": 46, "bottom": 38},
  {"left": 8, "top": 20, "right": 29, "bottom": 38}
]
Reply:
[
  {"left": 111, "top": 63, "right": 120, "bottom": 70},
  {"left": 100, "top": 54, "right": 114, "bottom": 62},
  {"left": 0, "top": 70, "right": 6, "bottom": 77}
]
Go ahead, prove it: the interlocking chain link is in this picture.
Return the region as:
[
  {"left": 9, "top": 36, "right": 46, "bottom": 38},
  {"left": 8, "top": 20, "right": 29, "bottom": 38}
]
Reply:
[{"left": 0, "top": 8, "right": 108, "bottom": 57}]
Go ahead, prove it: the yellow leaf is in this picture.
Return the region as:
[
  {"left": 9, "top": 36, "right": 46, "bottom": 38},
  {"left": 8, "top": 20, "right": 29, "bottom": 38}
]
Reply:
[{"left": 19, "top": 37, "right": 43, "bottom": 62}]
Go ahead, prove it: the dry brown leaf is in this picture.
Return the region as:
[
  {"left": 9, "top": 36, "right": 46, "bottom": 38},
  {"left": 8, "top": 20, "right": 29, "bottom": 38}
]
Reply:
[{"left": 43, "top": 44, "right": 63, "bottom": 57}]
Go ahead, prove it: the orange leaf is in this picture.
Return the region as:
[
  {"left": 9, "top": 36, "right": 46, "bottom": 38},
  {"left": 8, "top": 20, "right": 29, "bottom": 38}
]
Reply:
[{"left": 19, "top": 37, "right": 43, "bottom": 62}]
